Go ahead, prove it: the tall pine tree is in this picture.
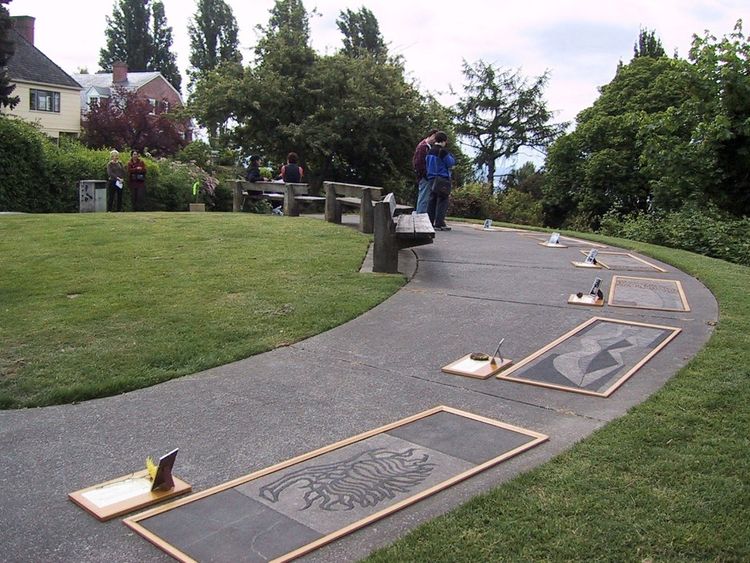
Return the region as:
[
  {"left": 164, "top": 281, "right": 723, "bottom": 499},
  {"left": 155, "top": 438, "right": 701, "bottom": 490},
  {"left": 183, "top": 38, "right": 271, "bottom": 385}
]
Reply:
[
  {"left": 188, "top": 0, "right": 241, "bottom": 84},
  {"left": 99, "top": 0, "right": 181, "bottom": 92},
  {"left": 0, "top": 0, "right": 19, "bottom": 110}
]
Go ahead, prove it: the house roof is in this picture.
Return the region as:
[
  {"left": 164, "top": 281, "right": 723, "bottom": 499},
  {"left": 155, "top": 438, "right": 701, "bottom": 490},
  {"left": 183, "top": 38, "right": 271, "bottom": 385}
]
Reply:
[
  {"left": 6, "top": 29, "right": 81, "bottom": 89},
  {"left": 73, "top": 71, "right": 164, "bottom": 93},
  {"left": 72, "top": 71, "right": 184, "bottom": 110}
]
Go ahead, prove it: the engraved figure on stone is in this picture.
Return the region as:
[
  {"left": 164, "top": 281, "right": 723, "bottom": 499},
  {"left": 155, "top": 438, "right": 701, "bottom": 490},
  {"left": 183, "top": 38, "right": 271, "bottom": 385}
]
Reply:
[
  {"left": 551, "top": 324, "right": 661, "bottom": 388},
  {"left": 259, "top": 448, "right": 435, "bottom": 511}
]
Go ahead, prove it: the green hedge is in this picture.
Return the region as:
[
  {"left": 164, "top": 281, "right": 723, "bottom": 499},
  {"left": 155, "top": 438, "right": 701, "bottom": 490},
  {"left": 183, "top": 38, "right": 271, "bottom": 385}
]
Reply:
[
  {"left": 599, "top": 206, "right": 750, "bottom": 266},
  {"left": 0, "top": 117, "right": 228, "bottom": 212},
  {"left": 449, "top": 183, "right": 543, "bottom": 227}
]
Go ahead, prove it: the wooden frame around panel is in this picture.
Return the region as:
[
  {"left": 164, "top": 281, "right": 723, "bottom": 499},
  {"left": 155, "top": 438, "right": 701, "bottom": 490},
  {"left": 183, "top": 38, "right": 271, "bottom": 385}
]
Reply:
[
  {"left": 497, "top": 317, "right": 681, "bottom": 397},
  {"left": 124, "top": 406, "right": 548, "bottom": 563},
  {"left": 608, "top": 275, "right": 690, "bottom": 312},
  {"left": 581, "top": 250, "right": 667, "bottom": 272},
  {"left": 68, "top": 470, "right": 191, "bottom": 521}
]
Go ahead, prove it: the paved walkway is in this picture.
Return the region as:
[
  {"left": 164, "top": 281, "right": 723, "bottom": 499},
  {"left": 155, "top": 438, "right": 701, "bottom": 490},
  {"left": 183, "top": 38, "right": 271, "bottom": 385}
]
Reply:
[{"left": 0, "top": 220, "right": 717, "bottom": 562}]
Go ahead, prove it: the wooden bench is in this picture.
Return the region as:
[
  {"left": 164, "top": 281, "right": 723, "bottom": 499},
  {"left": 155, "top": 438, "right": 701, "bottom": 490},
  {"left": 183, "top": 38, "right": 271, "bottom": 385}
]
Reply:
[
  {"left": 323, "top": 181, "right": 383, "bottom": 233},
  {"left": 373, "top": 193, "right": 435, "bottom": 273},
  {"left": 323, "top": 181, "right": 415, "bottom": 233},
  {"left": 232, "top": 180, "right": 324, "bottom": 216}
]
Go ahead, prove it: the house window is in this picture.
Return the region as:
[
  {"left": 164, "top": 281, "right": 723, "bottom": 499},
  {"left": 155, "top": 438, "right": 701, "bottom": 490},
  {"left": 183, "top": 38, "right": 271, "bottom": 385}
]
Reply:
[
  {"left": 148, "top": 98, "right": 157, "bottom": 114},
  {"left": 30, "top": 89, "right": 61, "bottom": 112}
]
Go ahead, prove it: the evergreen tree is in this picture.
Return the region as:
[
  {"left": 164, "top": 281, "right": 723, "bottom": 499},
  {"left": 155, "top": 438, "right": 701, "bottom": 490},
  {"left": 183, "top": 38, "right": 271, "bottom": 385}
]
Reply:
[
  {"left": 0, "top": 0, "right": 19, "bottom": 110},
  {"left": 336, "top": 7, "right": 387, "bottom": 60},
  {"left": 151, "top": 1, "right": 181, "bottom": 91},
  {"left": 453, "top": 60, "right": 567, "bottom": 189},
  {"left": 188, "top": 0, "right": 241, "bottom": 84}
]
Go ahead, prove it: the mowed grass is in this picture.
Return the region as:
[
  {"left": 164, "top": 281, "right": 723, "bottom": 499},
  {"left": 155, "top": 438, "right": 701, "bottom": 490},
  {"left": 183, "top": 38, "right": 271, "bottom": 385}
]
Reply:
[
  {"left": 366, "top": 233, "right": 750, "bottom": 562},
  {"left": 0, "top": 213, "right": 404, "bottom": 408}
]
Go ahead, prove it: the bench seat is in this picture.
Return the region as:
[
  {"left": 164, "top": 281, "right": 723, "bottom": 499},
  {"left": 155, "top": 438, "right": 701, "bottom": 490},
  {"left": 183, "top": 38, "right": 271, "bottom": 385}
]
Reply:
[
  {"left": 395, "top": 213, "right": 434, "bottom": 239},
  {"left": 373, "top": 193, "right": 434, "bottom": 273}
]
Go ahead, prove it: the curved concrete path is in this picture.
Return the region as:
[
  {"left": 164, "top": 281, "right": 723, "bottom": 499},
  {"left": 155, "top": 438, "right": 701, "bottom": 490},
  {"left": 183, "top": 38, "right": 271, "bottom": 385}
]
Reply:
[{"left": 0, "top": 221, "right": 717, "bottom": 562}]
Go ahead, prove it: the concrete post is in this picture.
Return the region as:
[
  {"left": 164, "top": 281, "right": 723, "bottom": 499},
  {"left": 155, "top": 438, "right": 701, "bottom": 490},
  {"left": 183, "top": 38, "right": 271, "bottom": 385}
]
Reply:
[
  {"left": 283, "top": 185, "right": 300, "bottom": 217},
  {"left": 360, "top": 188, "right": 374, "bottom": 234},
  {"left": 324, "top": 184, "right": 341, "bottom": 223},
  {"left": 232, "top": 181, "right": 242, "bottom": 212},
  {"left": 373, "top": 201, "right": 398, "bottom": 273}
]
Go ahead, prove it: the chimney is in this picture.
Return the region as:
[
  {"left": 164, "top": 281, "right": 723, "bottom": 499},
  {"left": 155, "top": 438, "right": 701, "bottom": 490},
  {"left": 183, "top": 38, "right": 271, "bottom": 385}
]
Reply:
[
  {"left": 113, "top": 61, "right": 128, "bottom": 84},
  {"left": 11, "top": 16, "right": 35, "bottom": 45}
]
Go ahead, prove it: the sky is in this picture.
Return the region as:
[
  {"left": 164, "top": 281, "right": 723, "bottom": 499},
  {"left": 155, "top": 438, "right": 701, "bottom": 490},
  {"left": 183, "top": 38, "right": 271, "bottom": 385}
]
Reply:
[{"left": 8, "top": 0, "right": 746, "bottom": 167}]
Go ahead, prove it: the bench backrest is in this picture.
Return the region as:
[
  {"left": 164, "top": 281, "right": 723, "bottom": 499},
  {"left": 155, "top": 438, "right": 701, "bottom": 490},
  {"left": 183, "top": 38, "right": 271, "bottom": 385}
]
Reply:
[
  {"left": 323, "top": 181, "right": 383, "bottom": 200},
  {"left": 382, "top": 192, "right": 397, "bottom": 219}
]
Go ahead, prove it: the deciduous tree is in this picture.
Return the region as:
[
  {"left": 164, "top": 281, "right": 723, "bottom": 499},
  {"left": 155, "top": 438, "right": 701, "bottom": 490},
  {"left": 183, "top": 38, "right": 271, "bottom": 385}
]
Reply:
[
  {"left": 337, "top": 7, "right": 387, "bottom": 60},
  {"left": 634, "top": 28, "right": 667, "bottom": 58},
  {"left": 150, "top": 1, "right": 181, "bottom": 92},
  {"left": 99, "top": 0, "right": 151, "bottom": 72},
  {"left": 190, "top": 0, "right": 453, "bottom": 195},
  {"left": 187, "top": 0, "right": 241, "bottom": 85},
  {"left": 99, "top": 0, "right": 181, "bottom": 92},
  {"left": 543, "top": 55, "right": 698, "bottom": 228},
  {"left": 543, "top": 21, "right": 750, "bottom": 228},
  {"left": 81, "top": 88, "right": 186, "bottom": 156}
]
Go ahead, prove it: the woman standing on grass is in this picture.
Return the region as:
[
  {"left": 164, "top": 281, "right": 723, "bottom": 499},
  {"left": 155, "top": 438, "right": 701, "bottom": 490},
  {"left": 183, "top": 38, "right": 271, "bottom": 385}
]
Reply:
[
  {"left": 106, "top": 150, "right": 125, "bottom": 212},
  {"left": 128, "top": 150, "right": 147, "bottom": 211}
]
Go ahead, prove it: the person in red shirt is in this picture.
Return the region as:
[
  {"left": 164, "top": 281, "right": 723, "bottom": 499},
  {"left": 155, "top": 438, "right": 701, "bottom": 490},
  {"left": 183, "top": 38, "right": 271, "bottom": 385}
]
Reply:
[
  {"left": 412, "top": 129, "right": 437, "bottom": 213},
  {"left": 127, "top": 150, "right": 147, "bottom": 211}
]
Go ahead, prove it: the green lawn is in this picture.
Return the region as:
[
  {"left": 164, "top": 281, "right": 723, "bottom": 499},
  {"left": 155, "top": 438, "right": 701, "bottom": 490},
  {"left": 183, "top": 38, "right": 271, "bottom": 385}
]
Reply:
[
  {"left": 366, "top": 232, "right": 750, "bottom": 562},
  {"left": 0, "top": 212, "right": 404, "bottom": 408},
  {"left": 3, "top": 214, "right": 747, "bottom": 559}
]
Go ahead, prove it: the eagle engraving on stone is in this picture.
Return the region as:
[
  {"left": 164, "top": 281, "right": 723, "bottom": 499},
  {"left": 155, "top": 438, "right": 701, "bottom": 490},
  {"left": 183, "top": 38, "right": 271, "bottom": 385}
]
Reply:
[{"left": 258, "top": 448, "right": 436, "bottom": 511}]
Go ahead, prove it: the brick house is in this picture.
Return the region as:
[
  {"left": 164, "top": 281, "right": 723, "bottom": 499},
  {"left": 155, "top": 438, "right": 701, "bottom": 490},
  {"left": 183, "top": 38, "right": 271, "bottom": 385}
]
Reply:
[
  {"left": 5, "top": 16, "right": 82, "bottom": 140},
  {"left": 73, "top": 62, "right": 192, "bottom": 142}
]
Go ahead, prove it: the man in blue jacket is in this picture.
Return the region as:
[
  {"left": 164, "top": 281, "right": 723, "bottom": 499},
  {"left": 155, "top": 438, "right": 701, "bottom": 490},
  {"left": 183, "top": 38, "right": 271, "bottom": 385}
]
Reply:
[{"left": 425, "top": 131, "right": 456, "bottom": 231}]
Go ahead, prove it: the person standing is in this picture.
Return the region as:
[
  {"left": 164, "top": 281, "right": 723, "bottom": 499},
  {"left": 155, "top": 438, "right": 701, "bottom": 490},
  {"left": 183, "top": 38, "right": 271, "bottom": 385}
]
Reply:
[
  {"left": 426, "top": 131, "right": 456, "bottom": 231},
  {"left": 128, "top": 150, "right": 147, "bottom": 211},
  {"left": 412, "top": 129, "right": 437, "bottom": 213},
  {"left": 280, "top": 152, "right": 304, "bottom": 183},
  {"left": 106, "top": 150, "right": 125, "bottom": 212}
]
